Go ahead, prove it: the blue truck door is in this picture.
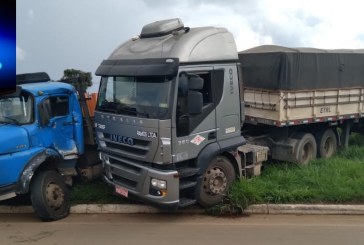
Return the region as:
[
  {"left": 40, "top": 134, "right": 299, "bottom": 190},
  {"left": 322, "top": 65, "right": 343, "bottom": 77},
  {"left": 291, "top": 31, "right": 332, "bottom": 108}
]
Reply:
[{"left": 44, "top": 95, "right": 78, "bottom": 159}]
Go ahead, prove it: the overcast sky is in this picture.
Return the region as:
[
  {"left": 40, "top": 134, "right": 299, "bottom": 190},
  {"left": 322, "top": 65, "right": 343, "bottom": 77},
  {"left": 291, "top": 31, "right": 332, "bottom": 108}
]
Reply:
[{"left": 16, "top": 0, "right": 364, "bottom": 91}]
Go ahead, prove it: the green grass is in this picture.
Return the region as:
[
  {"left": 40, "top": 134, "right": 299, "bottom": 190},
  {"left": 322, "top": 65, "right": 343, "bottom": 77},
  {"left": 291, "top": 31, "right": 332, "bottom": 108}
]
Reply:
[
  {"left": 71, "top": 134, "right": 364, "bottom": 214},
  {"left": 70, "top": 180, "right": 135, "bottom": 205},
  {"left": 213, "top": 134, "right": 364, "bottom": 214}
]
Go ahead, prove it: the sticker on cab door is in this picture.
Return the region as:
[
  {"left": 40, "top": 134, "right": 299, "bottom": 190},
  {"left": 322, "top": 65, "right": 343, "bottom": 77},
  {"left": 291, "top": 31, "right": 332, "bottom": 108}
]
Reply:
[
  {"left": 190, "top": 135, "right": 205, "bottom": 146},
  {"left": 225, "top": 126, "right": 236, "bottom": 134}
]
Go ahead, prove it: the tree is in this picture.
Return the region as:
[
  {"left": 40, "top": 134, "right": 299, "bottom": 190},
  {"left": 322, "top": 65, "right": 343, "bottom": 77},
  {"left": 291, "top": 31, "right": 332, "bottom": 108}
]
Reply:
[{"left": 60, "top": 69, "right": 92, "bottom": 91}]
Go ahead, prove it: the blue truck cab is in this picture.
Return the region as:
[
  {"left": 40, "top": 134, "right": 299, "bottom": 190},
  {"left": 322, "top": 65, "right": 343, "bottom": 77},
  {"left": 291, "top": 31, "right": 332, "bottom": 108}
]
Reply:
[{"left": 0, "top": 72, "right": 86, "bottom": 221}]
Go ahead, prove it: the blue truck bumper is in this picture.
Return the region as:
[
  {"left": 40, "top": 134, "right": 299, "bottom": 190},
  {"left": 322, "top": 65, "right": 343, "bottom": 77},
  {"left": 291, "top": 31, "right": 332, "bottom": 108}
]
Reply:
[{"left": 0, "top": 183, "right": 17, "bottom": 201}]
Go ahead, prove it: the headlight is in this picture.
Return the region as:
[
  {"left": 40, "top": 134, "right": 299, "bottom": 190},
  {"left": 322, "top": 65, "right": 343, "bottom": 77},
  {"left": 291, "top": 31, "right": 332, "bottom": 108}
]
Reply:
[{"left": 150, "top": 178, "right": 167, "bottom": 190}]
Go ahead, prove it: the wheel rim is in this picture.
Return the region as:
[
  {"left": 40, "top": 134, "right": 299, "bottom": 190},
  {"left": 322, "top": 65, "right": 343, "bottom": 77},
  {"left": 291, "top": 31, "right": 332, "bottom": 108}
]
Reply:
[
  {"left": 323, "top": 137, "right": 334, "bottom": 156},
  {"left": 203, "top": 167, "right": 228, "bottom": 195},
  {"left": 45, "top": 182, "right": 64, "bottom": 210},
  {"left": 302, "top": 142, "right": 313, "bottom": 163}
]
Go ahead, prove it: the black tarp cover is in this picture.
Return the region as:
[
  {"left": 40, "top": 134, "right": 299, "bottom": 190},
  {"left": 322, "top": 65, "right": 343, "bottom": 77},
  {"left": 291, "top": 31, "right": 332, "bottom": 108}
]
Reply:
[{"left": 239, "top": 45, "right": 364, "bottom": 90}]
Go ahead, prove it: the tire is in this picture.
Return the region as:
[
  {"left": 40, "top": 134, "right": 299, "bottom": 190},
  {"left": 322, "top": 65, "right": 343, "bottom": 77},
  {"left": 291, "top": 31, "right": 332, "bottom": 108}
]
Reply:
[
  {"left": 294, "top": 133, "right": 317, "bottom": 165},
  {"left": 196, "top": 156, "right": 236, "bottom": 207},
  {"left": 30, "top": 171, "right": 70, "bottom": 221},
  {"left": 316, "top": 129, "right": 337, "bottom": 159}
]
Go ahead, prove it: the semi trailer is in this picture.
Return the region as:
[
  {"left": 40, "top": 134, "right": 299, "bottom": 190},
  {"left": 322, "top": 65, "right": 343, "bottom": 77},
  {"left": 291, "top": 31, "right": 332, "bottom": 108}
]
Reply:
[
  {"left": 94, "top": 18, "right": 364, "bottom": 209},
  {"left": 241, "top": 45, "right": 364, "bottom": 163}
]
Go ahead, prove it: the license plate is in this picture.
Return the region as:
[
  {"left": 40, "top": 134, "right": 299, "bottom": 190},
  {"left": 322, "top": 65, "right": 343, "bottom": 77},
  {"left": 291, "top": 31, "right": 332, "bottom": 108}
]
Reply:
[{"left": 115, "top": 185, "right": 128, "bottom": 198}]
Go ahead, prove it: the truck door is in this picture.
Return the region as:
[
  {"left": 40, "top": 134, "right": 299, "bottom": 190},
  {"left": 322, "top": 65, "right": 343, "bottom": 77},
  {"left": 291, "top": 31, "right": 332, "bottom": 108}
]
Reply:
[
  {"left": 173, "top": 67, "right": 224, "bottom": 162},
  {"left": 41, "top": 95, "right": 78, "bottom": 159}
]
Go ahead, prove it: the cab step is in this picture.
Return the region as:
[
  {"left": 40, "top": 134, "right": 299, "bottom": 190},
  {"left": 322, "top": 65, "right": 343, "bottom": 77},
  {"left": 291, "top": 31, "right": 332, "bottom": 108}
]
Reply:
[
  {"left": 179, "top": 180, "right": 197, "bottom": 190},
  {"left": 177, "top": 167, "right": 199, "bottom": 178},
  {"left": 179, "top": 198, "right": 196, "bottom": 208}
]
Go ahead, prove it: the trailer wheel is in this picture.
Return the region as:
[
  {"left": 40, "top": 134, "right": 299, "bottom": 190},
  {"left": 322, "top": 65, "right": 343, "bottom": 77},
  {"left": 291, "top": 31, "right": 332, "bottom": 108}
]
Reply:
[
  {"left": 294, "top": 133, "right": 317, "bottom": 165},
  {"left": 30, "top": 171, "right": 70, "bottom": 221},
  {"left": 316, "top": 129, "right": 337, "bottom": 159},
  {"left": 196, "top": 156, "right": 236, "bottom": 207}
]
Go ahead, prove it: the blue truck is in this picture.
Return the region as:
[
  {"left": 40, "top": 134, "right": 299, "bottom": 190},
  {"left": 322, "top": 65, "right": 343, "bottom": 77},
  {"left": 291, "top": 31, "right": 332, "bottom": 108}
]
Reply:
[{"left": 0, "top": 72, "right": 100, "bottom": 221}]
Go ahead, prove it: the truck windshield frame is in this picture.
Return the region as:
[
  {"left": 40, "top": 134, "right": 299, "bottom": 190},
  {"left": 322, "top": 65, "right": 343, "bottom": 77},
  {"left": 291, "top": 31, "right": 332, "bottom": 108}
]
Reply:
[
  {"left": 97, "top": 75, "right": 174, "bottom": 119},
  {"left": 0, "top": 92, "right": 34, "bottom": 125}
]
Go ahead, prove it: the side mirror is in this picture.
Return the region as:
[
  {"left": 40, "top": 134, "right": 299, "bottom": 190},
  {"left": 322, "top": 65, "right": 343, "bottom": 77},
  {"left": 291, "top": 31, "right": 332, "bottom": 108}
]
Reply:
[
  {"left": 38, "top": 100, "right": 51, "bottom": 126},
  {"left": 178, "top": 73, "right": 188, "bottom": 95},
  {"left": 187, "top": 91, "right": 203, "bottom": 115},
  {"left": 188, "top": 76, "right": 204, "bottom": 90}
]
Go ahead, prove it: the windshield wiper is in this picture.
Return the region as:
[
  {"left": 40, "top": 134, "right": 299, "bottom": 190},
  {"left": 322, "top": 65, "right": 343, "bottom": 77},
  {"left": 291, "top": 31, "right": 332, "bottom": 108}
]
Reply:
[
  {"left": 98, "top": 102, "right": 149, "bottom": 118},
  {"left": 97, "top": 102, "right": 118, "bottom": 113},
  {"left": 116, "top": 106, "right": 148, "bottom": 118},
  {"left": 98, "top": 106, "right": 117, "bottom": 113},
  {"left": 0, "top": 116, "right": 20, "bottom": 125},
  {"left": 98, "top": 104, "right": 141, "bottom": 116}
]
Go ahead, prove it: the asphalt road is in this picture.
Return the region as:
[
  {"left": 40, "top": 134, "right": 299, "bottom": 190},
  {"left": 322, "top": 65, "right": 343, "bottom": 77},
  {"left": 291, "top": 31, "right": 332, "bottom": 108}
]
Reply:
[{"left": 1, "top": 213, "right": 364, "bottom": 245}]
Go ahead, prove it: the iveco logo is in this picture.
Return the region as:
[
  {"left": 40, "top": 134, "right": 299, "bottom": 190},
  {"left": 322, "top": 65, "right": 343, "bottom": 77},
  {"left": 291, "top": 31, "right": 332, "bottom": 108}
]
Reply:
[{"left": 110, "top": 134, "right": 134, "bottom": 145}]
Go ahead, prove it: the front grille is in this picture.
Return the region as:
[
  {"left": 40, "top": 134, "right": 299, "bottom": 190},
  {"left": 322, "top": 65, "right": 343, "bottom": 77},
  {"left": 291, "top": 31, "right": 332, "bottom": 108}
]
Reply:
[
  {"left": 103, "top": 133, "right": 150, "bottom": 146},
  {"left": 106, "top": 153, "right": 150, "bottom": 192},
  {"left": 105, "top": 141, "right": 147, "bottom": 155},
  {"left": 101, "top": 133, "right": 151, "bottom": 157},
  {"left": 110, "top": 157, "right": 141, "bottom": 175},
  {"left": 112, "top": 175, "right": 137, "bottom": 189}
]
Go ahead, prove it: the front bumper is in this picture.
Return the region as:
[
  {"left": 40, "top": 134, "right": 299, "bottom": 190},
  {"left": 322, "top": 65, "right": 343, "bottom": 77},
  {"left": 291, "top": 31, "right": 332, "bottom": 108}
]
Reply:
[
  {"left": 0, "top": 183, "right": 17, "bottom": 201},
  {"left": 101, "top": 152, "right": 180, "bottom": 209}
]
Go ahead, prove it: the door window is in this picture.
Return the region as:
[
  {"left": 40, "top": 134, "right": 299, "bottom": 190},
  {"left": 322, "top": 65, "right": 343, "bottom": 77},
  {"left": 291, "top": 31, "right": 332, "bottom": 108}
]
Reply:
[
  {"left": 176, "top": 71, "right": 216, "bottom": 137},
  {"left": 48, "top": 96, "right": 69, "bottom": 117}
]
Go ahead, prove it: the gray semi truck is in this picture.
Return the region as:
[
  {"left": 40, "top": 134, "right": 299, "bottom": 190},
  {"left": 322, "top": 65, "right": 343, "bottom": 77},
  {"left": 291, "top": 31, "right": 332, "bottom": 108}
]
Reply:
[{"left": 94, "top": 18, "right": 364, "bottom": 209}]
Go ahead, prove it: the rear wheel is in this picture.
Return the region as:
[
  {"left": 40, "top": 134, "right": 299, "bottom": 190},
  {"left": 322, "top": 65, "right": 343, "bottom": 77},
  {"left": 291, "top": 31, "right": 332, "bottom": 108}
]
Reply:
[
  {"left": 196, "top": 156, "right": 236, "bottom": 207},
  {"left": 30, "top": 171, "right": 70, "bottom": 221},
  {"left": 316, "top": 129, "right": 337, "bottom": 158},
  {"left": 294, "top": 133, "right": 317, "bottom": 165}
]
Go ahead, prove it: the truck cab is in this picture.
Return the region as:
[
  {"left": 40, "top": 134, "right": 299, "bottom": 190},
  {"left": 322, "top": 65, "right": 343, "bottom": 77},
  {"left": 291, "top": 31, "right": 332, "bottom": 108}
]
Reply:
[
  {"left": 96, "top": 19, "right": 266, "bottom": 209},
  {"left": 0, "top": 72, "right": 85, "bottom": 221}
]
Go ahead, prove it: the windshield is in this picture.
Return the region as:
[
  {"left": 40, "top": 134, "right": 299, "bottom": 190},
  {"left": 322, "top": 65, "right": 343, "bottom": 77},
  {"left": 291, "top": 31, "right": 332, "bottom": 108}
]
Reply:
[
  {"left": 0, "top": 93, "right": 33, "bottom": 125},
  {"left": 97, "top": 76, "right": 173, "bottom": 119}
]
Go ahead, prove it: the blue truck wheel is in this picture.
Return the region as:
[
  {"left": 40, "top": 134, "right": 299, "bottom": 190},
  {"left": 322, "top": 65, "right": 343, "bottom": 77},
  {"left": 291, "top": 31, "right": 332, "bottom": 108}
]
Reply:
[{"left": 30, "top": 170, "right": 70, "bottom": 221}]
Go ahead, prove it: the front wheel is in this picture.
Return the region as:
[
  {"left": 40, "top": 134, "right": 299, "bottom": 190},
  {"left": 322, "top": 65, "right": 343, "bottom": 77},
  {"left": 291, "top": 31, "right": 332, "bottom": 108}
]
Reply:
[
  {"left": 196, "top": 156, "right": 236, "bottom": 207},
  {"left": 30, "top": 171, "right": 70, "bottom": 221}
]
